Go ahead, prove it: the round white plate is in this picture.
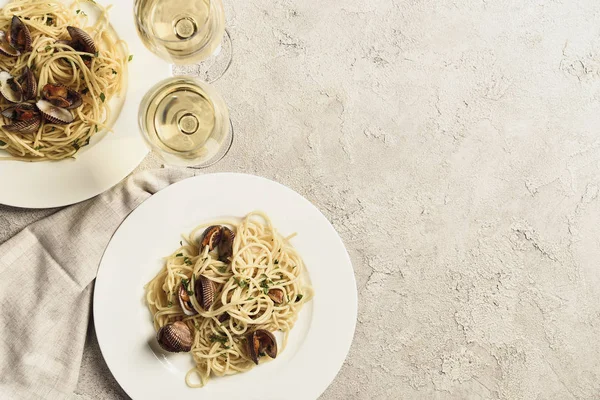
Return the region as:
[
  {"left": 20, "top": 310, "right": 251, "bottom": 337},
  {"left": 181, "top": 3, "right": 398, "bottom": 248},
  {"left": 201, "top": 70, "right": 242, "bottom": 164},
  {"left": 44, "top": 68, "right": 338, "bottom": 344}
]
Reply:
[
  {"left": 0, "top": 0, "right": 170, "bottom": 209},
  {"left": 94, "top": 173, "right": 357, "bottom": 400}
]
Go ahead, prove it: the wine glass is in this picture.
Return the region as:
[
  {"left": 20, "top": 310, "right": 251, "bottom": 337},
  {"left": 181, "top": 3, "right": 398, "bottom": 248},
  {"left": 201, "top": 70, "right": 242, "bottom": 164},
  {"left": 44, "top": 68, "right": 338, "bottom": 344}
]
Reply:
[
  {"left": 138, "top": 76, "right": 233, "bottom": 168},
  {"left": 134, "top": 0, "right": 232, "bottom": 82}
]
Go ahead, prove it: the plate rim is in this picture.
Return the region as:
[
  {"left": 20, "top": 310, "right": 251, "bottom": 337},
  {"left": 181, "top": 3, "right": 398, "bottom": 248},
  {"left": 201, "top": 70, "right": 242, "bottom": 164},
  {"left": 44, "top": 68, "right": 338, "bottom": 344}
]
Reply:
[{"left": 93, "top": 172, "right": 358, "bottom": 400}]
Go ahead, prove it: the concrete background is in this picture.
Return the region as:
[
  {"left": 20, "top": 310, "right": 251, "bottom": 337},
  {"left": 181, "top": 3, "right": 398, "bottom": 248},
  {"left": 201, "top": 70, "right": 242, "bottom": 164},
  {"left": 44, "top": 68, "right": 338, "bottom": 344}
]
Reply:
[{"left": 1, "top": 0, "right": 600, "bottom": 398}]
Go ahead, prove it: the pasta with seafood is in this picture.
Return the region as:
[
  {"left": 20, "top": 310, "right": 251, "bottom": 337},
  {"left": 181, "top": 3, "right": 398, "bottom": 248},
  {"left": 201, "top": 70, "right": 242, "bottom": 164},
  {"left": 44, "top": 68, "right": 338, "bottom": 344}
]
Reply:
[
  {"left": 0, "top": 0, "right": 127, "bottom": 161},
  {"left": 145, "top": 212, "right": 313, "bottom": 387}
]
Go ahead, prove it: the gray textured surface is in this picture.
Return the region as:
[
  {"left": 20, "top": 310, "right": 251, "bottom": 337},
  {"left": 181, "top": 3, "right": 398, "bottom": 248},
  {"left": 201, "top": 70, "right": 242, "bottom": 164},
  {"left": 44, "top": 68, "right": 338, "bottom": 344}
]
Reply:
[{"left": 1, "top": 0, "right": 600, "bottom": 398}]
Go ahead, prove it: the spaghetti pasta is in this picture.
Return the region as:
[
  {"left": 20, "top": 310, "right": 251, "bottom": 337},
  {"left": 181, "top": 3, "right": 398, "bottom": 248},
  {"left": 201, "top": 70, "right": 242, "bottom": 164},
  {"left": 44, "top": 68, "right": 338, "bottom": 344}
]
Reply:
[
  {"left": 0, "top": 0, "right": 127, "bottom": 161},
  {"left": 145, "top": 212, "right": 313, "bottom": 388}
]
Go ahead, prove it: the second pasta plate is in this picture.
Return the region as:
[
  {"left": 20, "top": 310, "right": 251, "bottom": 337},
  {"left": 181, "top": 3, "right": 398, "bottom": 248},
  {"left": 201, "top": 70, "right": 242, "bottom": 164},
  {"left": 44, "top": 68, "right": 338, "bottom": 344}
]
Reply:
[{"left": 94, "top": 173, "right": 357, "bottom": 400}]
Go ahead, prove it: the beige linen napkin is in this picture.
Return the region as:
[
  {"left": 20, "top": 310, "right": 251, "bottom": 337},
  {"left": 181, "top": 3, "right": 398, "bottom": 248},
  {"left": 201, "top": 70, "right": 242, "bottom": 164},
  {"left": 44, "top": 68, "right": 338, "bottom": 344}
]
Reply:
[{"left": 0, "top": 168, "right": 194, "bottom": 399}]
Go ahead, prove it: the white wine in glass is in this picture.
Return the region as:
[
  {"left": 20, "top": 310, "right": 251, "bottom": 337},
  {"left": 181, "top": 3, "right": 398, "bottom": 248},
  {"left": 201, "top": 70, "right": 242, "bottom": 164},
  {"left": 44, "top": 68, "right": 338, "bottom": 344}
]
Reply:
[
  {"left": 134, "top": 0, "right": 231, "bottom": 80},
  {"left": 139, "top": 77, "right": 232, "bottom": 167}
]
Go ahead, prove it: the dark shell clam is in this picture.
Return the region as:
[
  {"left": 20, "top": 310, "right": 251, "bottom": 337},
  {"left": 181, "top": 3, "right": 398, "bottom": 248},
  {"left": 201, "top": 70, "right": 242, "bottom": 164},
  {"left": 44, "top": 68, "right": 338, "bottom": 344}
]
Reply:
[
  {"left": 157, "top": 321, "right": 193, "bottom": 353},
  {"left": 1, "top": 102, "right": 35, "bottom": 119},
  {"left": 178, "top": 281, "right": 197, "bottom": 316},
  {"left": 218, "top": 227, "right": 235, "bottom": 262},
  {"left": 200, "top": 225, "right": 235, "bottom": 262},
  {"left": 36, "top": 99, "right": 74, "bottom": 124},
  {"left": 201, "top": 225, "right": 222, "bottom": 251},
  {"left": 0, "top": 31, "right": 19, "bottom": 57},
  {"left": 246, "top": 329, "right": 277, "bottom": 365},
  {"left": 19, "top": 66, "right": 36, "bottom": 101},
  {"left": 66, "top": 26, "right": 97, "bottom": 54},
  {"left": 3, "top": 116, "right": 41, "bottom": 134},
  {"left": 42, "top": 83, "right": 83, "bottom": 110},
  {"left": 194, "top": 275, "right": 216, "bottom": 311},
  {"left": 0, "top": 71, "right": 23, "bottom": 103},
  {"left": 10, "top": 16, "right": 32, "bottom": 53},
  {"left": 2, "top": 103, "right": 40, "bottom": 134}
]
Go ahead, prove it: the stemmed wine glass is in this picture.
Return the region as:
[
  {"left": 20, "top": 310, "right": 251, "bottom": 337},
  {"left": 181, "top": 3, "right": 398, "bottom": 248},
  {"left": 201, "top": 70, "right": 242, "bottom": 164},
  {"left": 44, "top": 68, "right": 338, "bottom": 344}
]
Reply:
[
  {"left": 134, "top": 0, "right": 232, "bottom": 82},
  {"left": 133, "top": 0, "right": 233, "bottom": 167}
]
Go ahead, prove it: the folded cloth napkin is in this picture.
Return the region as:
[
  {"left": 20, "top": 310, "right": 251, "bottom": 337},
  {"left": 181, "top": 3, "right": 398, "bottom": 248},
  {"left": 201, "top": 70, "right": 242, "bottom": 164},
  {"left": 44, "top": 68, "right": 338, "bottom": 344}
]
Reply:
[{"left": 0, "top": 168, "right": 195, "bottom": 399}]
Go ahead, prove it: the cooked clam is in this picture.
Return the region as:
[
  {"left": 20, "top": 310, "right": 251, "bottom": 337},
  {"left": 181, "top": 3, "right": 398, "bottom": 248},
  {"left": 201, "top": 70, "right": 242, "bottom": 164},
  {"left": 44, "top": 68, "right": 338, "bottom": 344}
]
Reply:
[
  {"left": 1, "top": 102, "right": 35, "bottom": 120},
  {"left": 42, "top": 83, "right": 82, "bottom": 109},
  {"left": 59, "top": 27, "right": 97, "bottom": 67},
  {"left": 10, "top": 16, "right": 32, "bottom": 53},
  {"left": 194, "top": 275, "right": 216, "bottom": 311},
  {"left": 3, "top": 116, "right": 40, "bottom": 134},
  {"left": 2, "top": 103, "right": 41, "bottom": 134},
  {"left": 66, "top": 26, "right": 97, "bottom": 54},
  {"left": 267, "top": 288, "right": 285, "bottom": 304},
  {"left": 157, "top": 321, "right": 193, "bottom": 353},
  {"left": 19, "top": 66, "right": 36, "bottom": 101},
  {"left": 200, "top": 225, "right": 235, "bottom": 262},
  {"left": 178, "top": 280, "right": 197, "bottom": 316},
  {"left": 0, "top": 31, "right": 18, "bottom": 57},
  {"left": 218, "top": 227, "right": 235, "bottom": 262},
  {"left": 246, "top": 329, "right": 277, "bottom": 365},
  {"left": 36, "top": 99, "right": 74, "bottom": 124},
  {"left": 201, "top": 225, "right": 222, "bottom": 251},
  {"left": 0, "top": 71, "right": 23, "bottom": 103},
  {"left": 2, "top": 103, "right": 40, "bottom": 133}
]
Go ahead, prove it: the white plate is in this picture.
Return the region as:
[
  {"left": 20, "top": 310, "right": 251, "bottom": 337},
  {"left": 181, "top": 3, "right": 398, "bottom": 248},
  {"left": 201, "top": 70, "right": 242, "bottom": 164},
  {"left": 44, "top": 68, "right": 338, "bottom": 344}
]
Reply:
[
  {"left": 0, "top": 0, "right": 170, "bottom": 209},
  {"left": 94, "top": 173, "right": 357, "bottom": 400}
]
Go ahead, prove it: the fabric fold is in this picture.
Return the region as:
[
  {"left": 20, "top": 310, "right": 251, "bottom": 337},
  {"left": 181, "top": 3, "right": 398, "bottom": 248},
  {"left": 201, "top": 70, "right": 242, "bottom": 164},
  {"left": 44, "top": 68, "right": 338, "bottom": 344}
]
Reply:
[{"left": 0, "top": 168, "right": 194, "bottom": 399}]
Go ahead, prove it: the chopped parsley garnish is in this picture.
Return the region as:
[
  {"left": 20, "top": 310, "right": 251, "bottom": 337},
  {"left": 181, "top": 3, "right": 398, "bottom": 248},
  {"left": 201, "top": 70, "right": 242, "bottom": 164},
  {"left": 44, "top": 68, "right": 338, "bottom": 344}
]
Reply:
[
  {"left": 217, "top": 266, "right": 227, "bottom": 273},
  {"left": 260, "top": 279, "right": 271, "bottom": 295},
  {"left": 209, "top": 334, "right": 228, "bottom": 344},
  {"left": 179, "top": 240, "right": 183, "bottom": 246},
  {"left": 274, "top": 259, "right": 279, "bottom": 265},
  {"left": 46, "top": 17, "right": 53, "bottom": 26},
  {"left": 128, "top": 54, "right": 133, "bottom": 62},
  {"left": 296, "top": 294, "right": 304, "bottom": 302},
  {"left": 111, "top": 68, "right": 118, "bottom": 75},
  {"left": 167, "top": 301, "right": 173, "bottom": 308},
  {"left": 99, "top": 92, "right": 106, "bottom": 102},
  {"left": 45, "top": 46, "right": 52, "bottom": 52},
  {"left": 72, "top": 140, "right": 80, "bottom": 150},
  {"left": 183, "top": 257, "right": 193, "bottom": 266},
  {"left": 181, "top": 278, "right": 194, "bottom": 295},
  {"left": 34, "top": 146, "right": 43, "bottom": 151},
  {"left": 175, "top": 253, "right": 183, "bottom": 257},
  {"left": 0, "top": 140, "right": 6, "bottom": 146},
  {"left": 94, "top": 51, "right": 99, "bottom": 57},
  {"left": 233, "top": 277, "right": 249, "bottom": 288}
]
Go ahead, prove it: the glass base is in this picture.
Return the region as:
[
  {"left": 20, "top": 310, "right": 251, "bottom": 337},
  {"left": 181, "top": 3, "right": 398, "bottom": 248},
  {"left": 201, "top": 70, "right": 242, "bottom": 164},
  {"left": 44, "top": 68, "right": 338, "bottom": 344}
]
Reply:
[
  {"left": 186, "top": 118, "right": 234, "bottom": 169},
  {"left": 172, "top": 29, "right": 233, "bottom": 82}
]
